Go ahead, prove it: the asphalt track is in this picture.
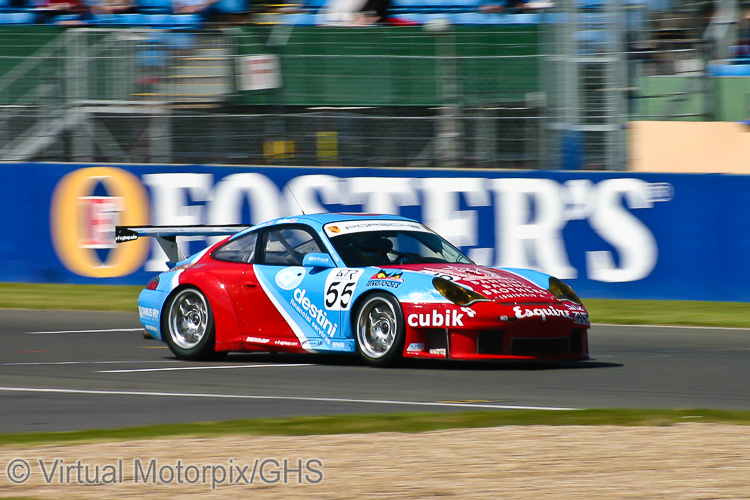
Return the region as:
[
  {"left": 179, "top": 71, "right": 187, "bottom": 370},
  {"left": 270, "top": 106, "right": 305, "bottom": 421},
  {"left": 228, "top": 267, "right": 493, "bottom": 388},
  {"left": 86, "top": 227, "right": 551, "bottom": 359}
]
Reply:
[{"left": 2, "top": 309, "right": 750, "bottom": 433}]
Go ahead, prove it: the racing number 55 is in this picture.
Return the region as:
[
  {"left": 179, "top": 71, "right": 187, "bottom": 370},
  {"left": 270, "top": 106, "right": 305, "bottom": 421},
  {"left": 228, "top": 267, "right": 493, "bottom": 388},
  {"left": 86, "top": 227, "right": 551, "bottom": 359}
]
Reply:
[
  {"left": 324, "top": 268, "right": 363, "bottom": 311},
  {"left": 326, "top": 281, "right": 355, "bottom": 310}
]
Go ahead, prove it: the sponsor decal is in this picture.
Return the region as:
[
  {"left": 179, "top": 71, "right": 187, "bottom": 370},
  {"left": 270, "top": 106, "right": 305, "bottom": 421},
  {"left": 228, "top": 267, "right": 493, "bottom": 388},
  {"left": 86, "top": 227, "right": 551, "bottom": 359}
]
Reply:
[
  {"left": 167, "top": 262, "right": 204, "bottom": 273},
  {"left": 331, "top": 341, "right": 347, "bottom": 349},
  {"left": 246, "top": 336, "right": 271, "bottom": 344},
  {"left": 275, "top": 217, "right": 298, "bottom": 225},
  {"left": 371, "top": 270, "right": 403, "bottom": 281},
  {"left": 365, "top": 269, "right": 404, "bottom": 289},
  {"left": 513, "top": 305, "right": 585, "bottom": 322},
  {"left": 50, "top": 167, "right": 150, "bottom": 278},
  {"left": 418, "top": 270, "right": 459, "bottom": 282},
  {"left": 421, "top": 267, "right": 551, "bottom": 301},
  {"left": 407, "top": 343, "right": 424, "bottom": 352},
  {"left": 407, "top": 309, "right": 465, "bottom": 328},
  {"left": 429, "top": 348, "right": 447, "bottom": 355},
  {"left": 275, "top": 267, "right": 306, "bottom": 290},
  {"left": 305, "top": 254, "right": 331, "bottom": 265},
  {"left": 573, "top": 312, "right": 590, "bottom": 326},
  {"left": 145, "top": 324, "right": 158, "bottom": 333},
  {"left": 563, "top": 303, "right": 587, "bottom": 312},
  {"left": 324, "top": 268, "right": 363, "bottom": 311},
  {"left": 138, "top": 306, "right": 159, "bottom": 320},
  {"left": 324, "top": 220, "right": 430, "bottom": 237},
  {"left": 292, "top": 288, "right": 339, "bottom": 338},
  {"left": 114, "top": 232, "right": 138, "bottom": 243},
  {"left": 274, "top": 339, "right": 299, "bottom": 347},
  {"left": 460, "top": 306, "right": 476, "bottom": 318},
  {"left": 302, "top": 339, "right": 324, "bottom": 348}
]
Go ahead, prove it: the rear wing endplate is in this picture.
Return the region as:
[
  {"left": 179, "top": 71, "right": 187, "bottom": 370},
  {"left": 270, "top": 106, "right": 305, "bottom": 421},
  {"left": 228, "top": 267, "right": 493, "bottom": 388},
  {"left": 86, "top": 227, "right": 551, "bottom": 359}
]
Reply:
[{"left": 115, "top": 225, "right": 248, "bottom": 267}]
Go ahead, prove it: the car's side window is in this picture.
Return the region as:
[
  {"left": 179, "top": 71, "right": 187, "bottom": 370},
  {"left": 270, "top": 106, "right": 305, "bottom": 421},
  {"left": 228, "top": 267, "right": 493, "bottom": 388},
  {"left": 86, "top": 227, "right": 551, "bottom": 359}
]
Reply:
[
  {"left": 259, "top": 226, "right": 326, "bottom": 266},
  {"left": 212, "top": 232, "right": 258, "bottom": 263}
]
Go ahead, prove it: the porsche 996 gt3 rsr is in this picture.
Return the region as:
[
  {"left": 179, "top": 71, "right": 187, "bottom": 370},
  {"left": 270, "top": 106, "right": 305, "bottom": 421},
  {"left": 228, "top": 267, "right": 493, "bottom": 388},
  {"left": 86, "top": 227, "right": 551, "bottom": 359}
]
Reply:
[{"left": 116, "top": 213, "right": 590, "bottom": 366}]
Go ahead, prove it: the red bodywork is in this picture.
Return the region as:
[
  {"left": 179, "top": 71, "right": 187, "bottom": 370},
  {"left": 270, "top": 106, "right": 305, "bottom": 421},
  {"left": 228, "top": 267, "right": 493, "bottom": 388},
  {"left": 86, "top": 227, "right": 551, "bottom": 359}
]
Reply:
[
  {"left": 395, "top": 264, "right": 590, "bottom": 361},
  {"left": 170, "top": 252, "right": 589, "bottom": 361}
]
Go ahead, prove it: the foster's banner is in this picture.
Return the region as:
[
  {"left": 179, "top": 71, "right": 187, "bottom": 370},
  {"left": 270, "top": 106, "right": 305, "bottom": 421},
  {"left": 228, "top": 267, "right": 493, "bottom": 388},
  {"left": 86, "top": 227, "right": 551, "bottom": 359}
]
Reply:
[{"left": 1, "top": 163, "right": 747, "bottom": 301}]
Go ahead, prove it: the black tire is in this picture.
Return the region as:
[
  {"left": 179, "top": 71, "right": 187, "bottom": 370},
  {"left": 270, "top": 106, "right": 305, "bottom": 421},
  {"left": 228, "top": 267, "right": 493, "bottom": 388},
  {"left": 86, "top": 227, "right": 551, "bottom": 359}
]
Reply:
[
  {"left": 162, "top": 287, "right": 218, "bottom": 360},
  {"left": 354, "top": 292, "right": 405, "bottom": 367}
]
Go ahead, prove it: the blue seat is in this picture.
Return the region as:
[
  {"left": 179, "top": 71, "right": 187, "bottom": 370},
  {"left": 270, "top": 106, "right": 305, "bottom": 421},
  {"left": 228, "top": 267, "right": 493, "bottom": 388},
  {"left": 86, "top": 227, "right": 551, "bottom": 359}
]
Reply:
[
  {"left": 215, "top": 0, "right": 247, "bottom": 13},
  {"left": 391, "top": 0, "right": 424, "bottom": 9},
  {"left": 452, "top": 12, "right": 485, "bottom": 23},
  {"left": 141, "top": 12, "right": 172, "bottom": 25},
  {"left": 170, "top": 13, "right": 201, "bottom": 27},
  {"left": 114, "top": 12, "right": 144, "bottom": 23},
  {"left": 0, "top": 11, "right": 35, "bottom": 22},
  {"left": 506, "top": 12, "right": 539, "bottom": 23},
  {"left": 282, "top": 12, "right": 316, "bottom": 24},
  {"left": 91, "top": 13, "right": 118, "bottom": 23},
  {"left": 135, "top": 0, "right": 173, "bottom": 13}
]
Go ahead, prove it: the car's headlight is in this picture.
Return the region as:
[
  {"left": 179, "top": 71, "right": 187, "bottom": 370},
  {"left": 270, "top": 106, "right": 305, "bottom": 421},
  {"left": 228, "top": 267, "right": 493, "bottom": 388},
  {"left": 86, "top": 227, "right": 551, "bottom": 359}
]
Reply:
[
  {"left": 548, "top": 277, "right": 582, "bottom": 305},
  {"left": 432, "top": 277, "right": 489, "bottom": 306}
]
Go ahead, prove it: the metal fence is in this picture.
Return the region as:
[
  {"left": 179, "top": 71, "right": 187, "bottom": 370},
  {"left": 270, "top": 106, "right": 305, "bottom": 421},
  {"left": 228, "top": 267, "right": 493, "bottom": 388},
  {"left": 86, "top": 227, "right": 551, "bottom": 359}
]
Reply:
[{"left": 0, "top": 3, "right": 731, "bottom": 169}]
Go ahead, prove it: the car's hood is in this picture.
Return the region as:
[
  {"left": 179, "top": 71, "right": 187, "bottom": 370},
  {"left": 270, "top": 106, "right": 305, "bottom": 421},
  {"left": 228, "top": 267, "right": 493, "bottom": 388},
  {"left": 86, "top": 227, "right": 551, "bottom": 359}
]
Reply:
[{"left": 391, "top": 263, "right": 557, "bottom": 303}]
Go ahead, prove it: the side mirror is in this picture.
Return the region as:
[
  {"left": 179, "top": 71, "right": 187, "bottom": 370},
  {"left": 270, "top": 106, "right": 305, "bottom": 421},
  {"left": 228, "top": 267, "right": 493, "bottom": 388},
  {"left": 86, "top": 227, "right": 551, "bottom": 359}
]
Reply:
[{"left": 302, "top": 253, "right": 335, "bottom": 269}]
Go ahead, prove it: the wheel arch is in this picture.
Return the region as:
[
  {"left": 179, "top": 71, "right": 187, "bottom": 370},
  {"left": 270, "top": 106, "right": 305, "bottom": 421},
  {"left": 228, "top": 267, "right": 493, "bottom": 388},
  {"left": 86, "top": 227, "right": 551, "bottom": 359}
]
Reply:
[
  {"left": 350, "top": 289, "right": 407, "bottom": 367},
  {"left": 161, "top": 277, "right": 242, "bottom": 352},
  {"left": 348, "top": 288, "right": 402, "bottom": 333}
]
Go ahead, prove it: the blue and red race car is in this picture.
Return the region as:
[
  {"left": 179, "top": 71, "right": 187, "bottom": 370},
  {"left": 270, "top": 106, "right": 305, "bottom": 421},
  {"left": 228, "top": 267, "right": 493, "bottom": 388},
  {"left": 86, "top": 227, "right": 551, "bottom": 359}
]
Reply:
[{"left": 116, "top": 213, "right": 589, "bottom": 366}]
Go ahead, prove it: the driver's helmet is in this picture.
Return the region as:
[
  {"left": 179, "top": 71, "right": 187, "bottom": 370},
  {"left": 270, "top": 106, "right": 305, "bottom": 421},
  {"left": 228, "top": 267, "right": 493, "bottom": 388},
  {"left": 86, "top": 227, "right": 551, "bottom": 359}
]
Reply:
[{"left": 360, "top": 235, "right": 393, "bottom": 264}]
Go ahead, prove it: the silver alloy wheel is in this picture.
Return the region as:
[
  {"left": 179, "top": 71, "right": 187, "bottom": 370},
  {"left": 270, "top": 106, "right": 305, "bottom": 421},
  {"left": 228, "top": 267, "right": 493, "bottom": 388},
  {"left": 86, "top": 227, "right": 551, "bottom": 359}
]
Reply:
[
  {"left": 168, "top": 289, "right": 209, "bottom": 350},
  {"left": 356, "top": 296, "right": 398, "bottom": 359}
]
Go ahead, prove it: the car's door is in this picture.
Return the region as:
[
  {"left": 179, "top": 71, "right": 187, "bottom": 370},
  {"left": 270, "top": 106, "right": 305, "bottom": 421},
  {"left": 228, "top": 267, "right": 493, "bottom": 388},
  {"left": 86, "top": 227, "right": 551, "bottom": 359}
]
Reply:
[
  {"left": 209, "top": 230, "right": 271, "bottom": 343},
  {"left": 252, "top": 224, "right": 350, "bottom": 351}
]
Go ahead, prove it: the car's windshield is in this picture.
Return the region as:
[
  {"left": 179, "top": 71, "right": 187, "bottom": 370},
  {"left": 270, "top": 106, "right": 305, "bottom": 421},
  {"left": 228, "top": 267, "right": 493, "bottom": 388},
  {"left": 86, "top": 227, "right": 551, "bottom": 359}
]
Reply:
[{"left": 328, "top": 229, "right": 473, "bottom": 267}]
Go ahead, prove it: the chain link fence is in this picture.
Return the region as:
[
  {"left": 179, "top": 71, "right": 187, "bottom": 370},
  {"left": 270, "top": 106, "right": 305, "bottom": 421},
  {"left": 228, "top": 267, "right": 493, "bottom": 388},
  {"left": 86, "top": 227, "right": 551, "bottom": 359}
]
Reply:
[{"left": 0, "top": 4, "right": 729, "bottom": 169}]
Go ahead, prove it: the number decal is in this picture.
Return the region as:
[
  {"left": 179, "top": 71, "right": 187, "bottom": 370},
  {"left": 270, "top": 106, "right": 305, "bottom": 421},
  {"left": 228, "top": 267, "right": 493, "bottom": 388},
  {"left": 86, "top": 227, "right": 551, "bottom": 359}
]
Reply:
[
  {"left": 324, "top": 269, "right": 363, "bottom": 311},
  {"left": 340, "top": 281, "right": 355, "bottom": 308},
  {"left": 325, "top": 281, "right": 339, "bottom": 308}
]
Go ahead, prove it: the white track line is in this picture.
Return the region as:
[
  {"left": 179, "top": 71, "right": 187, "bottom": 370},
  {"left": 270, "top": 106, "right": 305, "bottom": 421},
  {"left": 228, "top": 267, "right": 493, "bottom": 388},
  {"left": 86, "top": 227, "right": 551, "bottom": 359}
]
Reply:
[
  {"left": 0, "top": 387, "right": 577, "bottom": 411},
  {"left": 592, "top": 323, "right": 750, "bottom": 331},
  {"left": 99, "top": 364, "right": 313, "bottom": 373},
  {"left": 25, "top": 328, "right": 143, "bottom": 335},
  {"left": 0, "top": 360, "right": 179, "bottom": 367}
]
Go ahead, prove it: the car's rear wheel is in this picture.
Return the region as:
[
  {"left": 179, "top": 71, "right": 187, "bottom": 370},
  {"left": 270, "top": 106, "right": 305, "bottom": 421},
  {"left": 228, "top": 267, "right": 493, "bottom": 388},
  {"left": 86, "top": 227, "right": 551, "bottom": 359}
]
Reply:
[
  {"left": 355, "top": 293, "right": 405, "bottom": 367},
  {"left": 163, "top": 287, "right": 217, "bottom": 360}
]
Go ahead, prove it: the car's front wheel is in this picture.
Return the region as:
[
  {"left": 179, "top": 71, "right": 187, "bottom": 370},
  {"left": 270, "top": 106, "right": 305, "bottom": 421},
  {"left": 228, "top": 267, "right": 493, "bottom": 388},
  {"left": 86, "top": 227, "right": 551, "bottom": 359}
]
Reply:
[
  {"left": 354, "top": 293, "right": 405, "bottom": 367},
  {"left": 163, "top": 287, "right": 217, "bottom": 360}
]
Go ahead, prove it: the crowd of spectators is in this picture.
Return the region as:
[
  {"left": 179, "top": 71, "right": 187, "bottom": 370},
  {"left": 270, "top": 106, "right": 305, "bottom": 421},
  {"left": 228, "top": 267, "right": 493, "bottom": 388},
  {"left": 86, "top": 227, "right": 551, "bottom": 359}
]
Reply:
[
  {"left": 1, "top": 0, "right": 227, "bottom": 25},
  {"left": 1, "top": 0, "right": 545, "bottom": 26}
]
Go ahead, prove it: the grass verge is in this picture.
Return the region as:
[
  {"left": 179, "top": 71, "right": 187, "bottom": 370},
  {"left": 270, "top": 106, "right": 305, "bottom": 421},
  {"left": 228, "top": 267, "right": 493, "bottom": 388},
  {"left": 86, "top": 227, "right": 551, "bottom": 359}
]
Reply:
[
  {"left": 1, "top": 409, "right": 750, "bottom": 447},
  {"left": 1, "top": 283, "right": 748, "bottom": 327}
]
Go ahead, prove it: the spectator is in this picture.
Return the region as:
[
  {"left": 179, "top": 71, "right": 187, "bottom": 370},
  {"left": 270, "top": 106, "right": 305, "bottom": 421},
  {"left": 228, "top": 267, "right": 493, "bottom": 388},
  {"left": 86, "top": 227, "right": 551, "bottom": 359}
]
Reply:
[
  {"left": 479, "top": 0, "right": 550, "bottom": 14},
  {"left": 89, "top": 0, "right": 134, "bottom": 14},
  {"left": 172, "top": 0, "right": 217, "bottom": 21},
  {"left": 322, "top": 0, "right": 392, "bottom": 25},
  {"left": 34, "top": 0, "right": 91, "bottom": 24}
]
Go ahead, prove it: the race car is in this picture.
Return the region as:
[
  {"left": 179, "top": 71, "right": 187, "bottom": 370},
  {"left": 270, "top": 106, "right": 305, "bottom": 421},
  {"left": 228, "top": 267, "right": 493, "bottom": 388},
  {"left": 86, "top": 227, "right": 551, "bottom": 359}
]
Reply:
[{"left": 116, "top": 213, "right": 589, "bottom": 366}]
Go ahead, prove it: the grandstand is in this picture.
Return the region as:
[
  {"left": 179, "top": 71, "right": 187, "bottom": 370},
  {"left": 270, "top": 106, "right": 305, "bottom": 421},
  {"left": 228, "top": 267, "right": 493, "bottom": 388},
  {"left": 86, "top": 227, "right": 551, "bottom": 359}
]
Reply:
[{"left": 0, "top": 0, "right": 736, "bottom": 169}]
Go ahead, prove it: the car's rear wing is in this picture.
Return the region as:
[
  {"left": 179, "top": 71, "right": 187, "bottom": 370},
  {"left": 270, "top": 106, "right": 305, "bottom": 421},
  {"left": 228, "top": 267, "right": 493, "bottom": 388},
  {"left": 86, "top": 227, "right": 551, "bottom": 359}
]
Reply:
[{"left": 115, "top": 225, "right": 248, "bottom": 266}]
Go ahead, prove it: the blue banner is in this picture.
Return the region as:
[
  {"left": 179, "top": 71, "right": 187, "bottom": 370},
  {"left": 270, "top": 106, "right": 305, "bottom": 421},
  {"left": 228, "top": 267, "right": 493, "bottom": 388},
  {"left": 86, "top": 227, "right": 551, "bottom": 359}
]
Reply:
[{"left": 1, "top": 162, "right": 747, "bottom": 301}]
